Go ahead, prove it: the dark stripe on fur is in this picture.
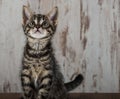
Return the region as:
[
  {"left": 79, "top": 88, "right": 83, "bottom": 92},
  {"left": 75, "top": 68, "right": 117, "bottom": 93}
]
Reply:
[
  {"left": 39, "top": 84, "right": 50, "bottom": 90},
  {"left": 21, "top": 74, "right": 31, "bottom": 79},
  {"left": 22, "top": 66, "right": 30, "bottom": 70},
  {"left": 22, "top": 83, "right": 31, "bottom": 87},
  {"left": 25, "top": 43, "right": 51, "bottom": 58},
  {"left": 40, "top": 74, "right": 52, "bottom": 83}
]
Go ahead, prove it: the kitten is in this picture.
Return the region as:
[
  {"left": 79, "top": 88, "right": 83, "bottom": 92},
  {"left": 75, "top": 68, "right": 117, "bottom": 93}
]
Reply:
[{"left": 21, "top": 6, "right": 83, "bottom": 99}]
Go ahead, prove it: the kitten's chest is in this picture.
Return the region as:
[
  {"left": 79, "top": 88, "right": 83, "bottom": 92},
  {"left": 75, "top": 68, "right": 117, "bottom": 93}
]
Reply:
[
  {"left": 23, "top": 54, "right": 52, "bottom": 73},
  {"left": 31, "top": 64, "right": 44, "bottom": 78}
]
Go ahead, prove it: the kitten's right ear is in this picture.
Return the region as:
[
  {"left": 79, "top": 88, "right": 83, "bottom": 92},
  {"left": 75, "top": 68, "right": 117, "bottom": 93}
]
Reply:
[
  {"left": 23, "top": 5, "right": 33, "bottom": 25},
  {"left": 47, "top": 7, "right": 58, "bottom": 26}
]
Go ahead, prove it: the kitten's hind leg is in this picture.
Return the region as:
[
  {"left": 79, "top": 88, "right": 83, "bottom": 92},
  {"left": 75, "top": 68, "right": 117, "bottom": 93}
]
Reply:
[{"left": 47, "top": 81, "right": 67, "bottom": 99}]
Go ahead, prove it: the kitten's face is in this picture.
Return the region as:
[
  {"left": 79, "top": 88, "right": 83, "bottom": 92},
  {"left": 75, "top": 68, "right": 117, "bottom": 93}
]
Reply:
[
  {"left": 24, "top": 14, "right": 52, "bottom": 39},
  {"left": 23, "top": 6, "right": 58, "bottom": 39}
]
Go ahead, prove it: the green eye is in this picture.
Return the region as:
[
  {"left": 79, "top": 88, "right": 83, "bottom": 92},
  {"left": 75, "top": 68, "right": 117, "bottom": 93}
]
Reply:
[
  {"left": 42, "top": 21, "right": 49, "bottom": 28},
  {"left": 29, "top": 22, "right": 34, "bottom": 27}
]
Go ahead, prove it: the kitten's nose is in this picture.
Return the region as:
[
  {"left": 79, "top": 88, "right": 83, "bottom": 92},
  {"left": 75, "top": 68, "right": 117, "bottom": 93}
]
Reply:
[
  {"left": 36, "top": 25, "right": 40, "bottom": 29},
  {"left": 36, "top": 26, "right": 40, "bottom": 32}
]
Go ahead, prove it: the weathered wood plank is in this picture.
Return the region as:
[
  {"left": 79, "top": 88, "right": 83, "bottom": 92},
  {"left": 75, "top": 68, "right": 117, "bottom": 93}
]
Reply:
[
  {"left": 117, "top": 0, "right": 120, "bottom": 92},
  {"left": 0, "top": 0, "right": 119, "bottom": 93}
]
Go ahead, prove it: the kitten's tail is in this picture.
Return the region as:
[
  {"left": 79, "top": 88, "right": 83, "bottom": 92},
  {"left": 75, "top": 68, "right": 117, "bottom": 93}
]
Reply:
[{"left": 64, "top": 74, "right": 84, "bottom": 92}]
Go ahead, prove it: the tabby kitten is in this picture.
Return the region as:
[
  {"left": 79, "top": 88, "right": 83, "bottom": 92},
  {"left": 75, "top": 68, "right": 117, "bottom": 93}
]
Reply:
[{"left": 21, "top": 6, "right": 83, "bottom": 99}]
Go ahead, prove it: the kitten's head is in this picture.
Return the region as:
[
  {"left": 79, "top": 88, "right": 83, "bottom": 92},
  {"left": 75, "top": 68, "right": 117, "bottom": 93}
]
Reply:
[{"left": 22, "top": 6, "right": 58, "bottom": 39}]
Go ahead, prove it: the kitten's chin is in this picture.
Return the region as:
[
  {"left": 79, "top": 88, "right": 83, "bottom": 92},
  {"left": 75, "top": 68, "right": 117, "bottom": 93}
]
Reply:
[{"left": 29, "top": 32, "right": 47, "bottom": 39}]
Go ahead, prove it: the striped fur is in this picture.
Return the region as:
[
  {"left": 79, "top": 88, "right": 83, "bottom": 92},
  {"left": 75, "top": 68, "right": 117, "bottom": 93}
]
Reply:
[{"left": 21, "top": 6, "right": 83, "bottom": 99}]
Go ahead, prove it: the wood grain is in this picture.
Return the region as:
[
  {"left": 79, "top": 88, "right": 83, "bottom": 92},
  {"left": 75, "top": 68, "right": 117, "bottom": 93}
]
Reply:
[{"left": 0, "top": 0, "right": 119, "bottom": 93}]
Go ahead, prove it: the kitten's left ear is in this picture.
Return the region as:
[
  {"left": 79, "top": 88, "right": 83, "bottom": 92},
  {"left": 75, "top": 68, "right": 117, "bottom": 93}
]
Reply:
[{"left": 47, "top": 7, "right": 58, "bottom": 26}]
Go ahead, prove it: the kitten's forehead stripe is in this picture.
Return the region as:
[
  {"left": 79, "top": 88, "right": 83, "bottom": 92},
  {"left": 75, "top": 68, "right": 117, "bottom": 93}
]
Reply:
[
  {"left": 32, "top": 14, "right": 45, "bottom": 25},
  {"left": 34, "top": 17, "right": 38, "bottom": 24},
  {"left": 40, "top": 19, "right": 44, "bottom": 25}
]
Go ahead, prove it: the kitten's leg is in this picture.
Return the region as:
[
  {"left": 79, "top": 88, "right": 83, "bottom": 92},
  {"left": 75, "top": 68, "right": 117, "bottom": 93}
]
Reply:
[
  {"left": 37, "top": 73, "right": 52, "bottom": 99},
  {"left": 21, "top": 69, "right": 34, "bottom": 99}
]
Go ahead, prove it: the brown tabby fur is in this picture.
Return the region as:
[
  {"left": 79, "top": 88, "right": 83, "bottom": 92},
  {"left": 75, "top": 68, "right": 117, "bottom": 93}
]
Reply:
[{"left": 21, "top": 6, "right": 83, "bottom": 99}]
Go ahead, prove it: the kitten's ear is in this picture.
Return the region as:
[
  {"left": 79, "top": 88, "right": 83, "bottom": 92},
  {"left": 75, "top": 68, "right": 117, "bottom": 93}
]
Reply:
[
  {"left": 47, "top": 7, "right": 58, "bottom": 26},
  {"left": 23, "top": 5, "right": 33, "bottom": 25}
]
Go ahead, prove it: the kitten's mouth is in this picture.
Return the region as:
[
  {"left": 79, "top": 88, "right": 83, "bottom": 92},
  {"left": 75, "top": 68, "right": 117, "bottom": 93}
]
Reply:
[
  {"left": 35, "top": 30, "right": 42, "bottom": 34},
  {"left": 29, "top": 29, "right": 47, "bottom": 39}
]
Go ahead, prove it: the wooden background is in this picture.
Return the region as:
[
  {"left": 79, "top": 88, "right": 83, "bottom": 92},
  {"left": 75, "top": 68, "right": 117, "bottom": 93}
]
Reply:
[{"left": 0, "top": 0, "right": 120, "bottom": 93}]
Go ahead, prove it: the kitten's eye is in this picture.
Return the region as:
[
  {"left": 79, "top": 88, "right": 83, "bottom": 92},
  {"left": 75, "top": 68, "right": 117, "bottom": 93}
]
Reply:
[
  {"left": 42, "top": 21, "right": 49, "bottom": 28},
  {"left": 29, "top": 22, "right": 34, "bottom": 27}
]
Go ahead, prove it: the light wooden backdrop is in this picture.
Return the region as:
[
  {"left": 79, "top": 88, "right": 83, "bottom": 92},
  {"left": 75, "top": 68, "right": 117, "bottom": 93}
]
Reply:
[{"left": 0, "top": 0, "right": 120, "bottom": 93}]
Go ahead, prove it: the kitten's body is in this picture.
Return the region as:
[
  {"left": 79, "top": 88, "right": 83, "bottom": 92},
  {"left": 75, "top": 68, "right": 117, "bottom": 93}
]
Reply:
[{"left": 21, "top": 6, "right": 83, "bottom": 99}]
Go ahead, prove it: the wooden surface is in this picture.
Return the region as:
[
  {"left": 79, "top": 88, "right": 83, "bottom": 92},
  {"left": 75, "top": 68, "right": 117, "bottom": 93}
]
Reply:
[
  {"left": 0, "top": 93, "right": 120, "bottom": 99},
  {"left": 0, "top": 0, "right": 120, "bottom": 93}
]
